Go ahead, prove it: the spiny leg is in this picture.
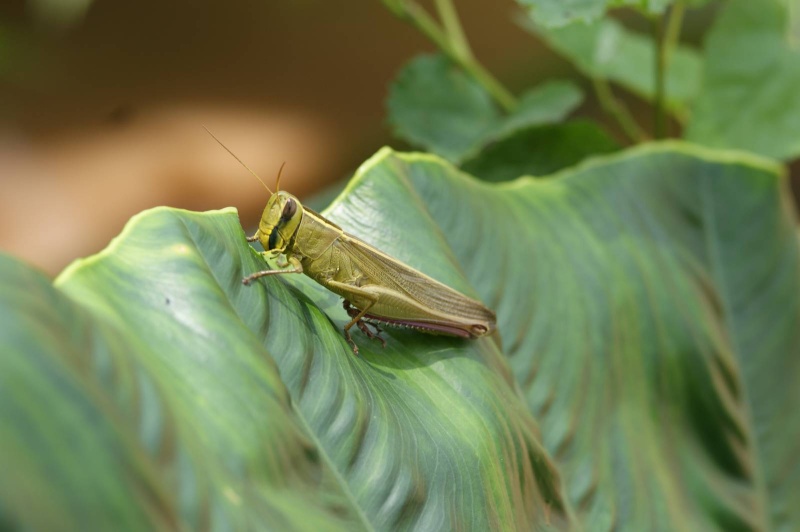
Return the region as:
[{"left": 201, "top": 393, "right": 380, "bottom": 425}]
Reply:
[
  {"left": 343, "top": 301, "right": 386, "bottom": 349},
  {"left": 358, "top": 321, "right": 387, "bottom": 349},
  {"left": 326, "top": 281, "right": 381, "bottom": 355},
  {"left": 342, "top": 299, "right": 383, "bottom": 338},
  {"left": 340, "top": 300, "right": 378, "bottom": 355},
  {"left": 343, "top": 301, "right": 385, "bottom": 339}
]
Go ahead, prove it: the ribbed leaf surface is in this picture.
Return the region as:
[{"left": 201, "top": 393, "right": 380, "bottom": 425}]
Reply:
[{"left": 1, "top": 143, "right": 798, "bottom": 531}]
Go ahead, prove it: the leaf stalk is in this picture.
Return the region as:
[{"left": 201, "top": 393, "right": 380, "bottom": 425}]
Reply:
[
  {"left": 592, "top": 78, "right": 648, "bottom": 144},
  {"left": 381, "top": 0, "right": 518, "bottom": 113}
]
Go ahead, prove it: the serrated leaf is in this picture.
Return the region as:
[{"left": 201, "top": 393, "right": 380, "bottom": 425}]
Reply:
[
  {"left": 523, "top": 17, "right": 702, "bottom": 113},
  {"left": 387, "top": 53, "right": 582, "bottom": 163},
  {"left": 685, "top": 0, "right": 800, "bottom": 160}
]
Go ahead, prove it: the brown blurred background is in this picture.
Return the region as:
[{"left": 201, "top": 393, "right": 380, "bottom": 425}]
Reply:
[
  {"left": 0, "top": 1, "right": 795, "bottom": 276},
  {"left": 1, "top": 0, "right": 554, "bottom": 275}
]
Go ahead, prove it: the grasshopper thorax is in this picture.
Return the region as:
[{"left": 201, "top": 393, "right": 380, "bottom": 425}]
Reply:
[{"left": 257, "top": 191, "right": 304, "bottom": 252}]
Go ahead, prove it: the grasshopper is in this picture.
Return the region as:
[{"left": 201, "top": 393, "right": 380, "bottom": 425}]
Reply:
[{"left": 207, "top": 129, "right": 496, "bottom": 354}]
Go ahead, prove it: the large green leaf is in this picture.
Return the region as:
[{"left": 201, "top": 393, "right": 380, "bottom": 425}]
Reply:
[
  {"left": 322, "top": 145, "right": 799, "bottom": 530},
  {"left": 2, "top": 143, "right": 799, "bottom": 530},
  {"left": 523, "top": 17, "right": 702, "bottom": 114},
  {"left": 685, "top": 0, "right": 800, "bottom": 161},
  {"left": 0, "top": 242, "right": 369, "bottom": 531},
  {"left": 387, "top": 53, "right": 582, "bottom": 163},
  {"left": 1, "top": 214, "right": 568, "bottom": 525}
]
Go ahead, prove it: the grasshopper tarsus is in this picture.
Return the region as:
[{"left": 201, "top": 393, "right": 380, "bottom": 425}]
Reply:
[
  {"left": 344, "top": 328, "right": 360, "bottom": 356},
  {"left": 356, "top": 318, "right": 387, "bottom": 348},
  {"left": 373, "top": 332, "right": 387, "bottom": 349},
  {"left": 246, "top": 234, "right": 259, "bottom": 243}
]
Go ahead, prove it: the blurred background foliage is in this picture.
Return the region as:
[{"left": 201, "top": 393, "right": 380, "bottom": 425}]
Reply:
[{"left": 3, "top": 0, "right": 796, "bottom": 275}]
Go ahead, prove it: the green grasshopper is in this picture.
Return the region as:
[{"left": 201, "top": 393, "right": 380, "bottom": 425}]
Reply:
[{"left": 207, "top": 129, "right": 496, "bottom": 354}]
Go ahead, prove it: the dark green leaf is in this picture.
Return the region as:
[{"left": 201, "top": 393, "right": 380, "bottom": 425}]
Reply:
[
  {"left": 685, "top": 0, "right": 800, "bottom": 160},
  {"left": 461, "top": 120, "right": 620, "bottom": 182},
  {"left": 387, "top": 53, "right": 582, "bottom": 162}
]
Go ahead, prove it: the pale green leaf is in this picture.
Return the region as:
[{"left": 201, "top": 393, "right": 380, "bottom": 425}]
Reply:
[
  {"left": 516, "top": 0, "right": 673, "bottom": 28},
  {"left": 523, "top": 17, "right": 702, "bottom": 113},
  {"left": 686, "top": 0, "right": 800, "bottom": 160}
]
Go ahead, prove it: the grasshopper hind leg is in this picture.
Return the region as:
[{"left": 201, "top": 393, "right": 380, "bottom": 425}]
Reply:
[{"left": 343, "top": 300, "right": 387, "bottom": 351}]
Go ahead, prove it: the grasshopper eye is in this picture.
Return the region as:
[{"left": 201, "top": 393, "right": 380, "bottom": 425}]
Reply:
[{"left": 281, "top": 198, "right": 297, "bottom": 220}]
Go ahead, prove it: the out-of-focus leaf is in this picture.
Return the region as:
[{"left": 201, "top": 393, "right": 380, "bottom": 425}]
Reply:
[
  {"left": 685, "top": 0, "right": 800, "bottom": 160},
  {"left": 387, "top": 53, "right": 497, "bottom": 162},
  {"left": 387, "top": 53, "right": 582, "bottom": 162},
  {"left": 516, "top": 0, "right": 672, "bottom": 28},
  {"left": 0, "top": 257, "right": 177, "bottom": 531},
  {"left": 461, "top": 120, "right": 620, "bottom": 182},
  {"left": 488, "top": 81, "right": 585, "bottom": 141},
  {"left": 523, "top": 17, "right": 702, "bottom": 113},
  {"left": 0, "top": 232, "right": 369, "bottom": 531}
]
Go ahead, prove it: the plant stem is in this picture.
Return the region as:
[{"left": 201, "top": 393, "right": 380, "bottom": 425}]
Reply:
[
  {"left": 791, "top": 0, "right": 800, "bottom": 49},
  {"left": 434, "top": 0, "right": 473, "bottom": 61},
  {"left": 592, "top": 78, "right": 648, "bottom": 144},
  {"left": 458, "top": 55, "right": 518, "bottom": 113},
  {"left": 664, "top": 0, "right": 685, "bottom": 63},
  {"left": 385, "top": 0, "right": 518, "bottom": 113},
  {"left": 652, "top": 12, "right": 668, "bottom": 139}
]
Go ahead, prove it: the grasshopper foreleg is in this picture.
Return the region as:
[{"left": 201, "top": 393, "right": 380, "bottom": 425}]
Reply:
[
  {"left": 246, "top": 232, "right": 259, "bottom": 242},
  {"left": 242, "top": 254, "right": 303, "bottom": 285}
]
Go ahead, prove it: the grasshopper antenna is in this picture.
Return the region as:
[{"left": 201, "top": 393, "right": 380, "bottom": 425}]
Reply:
[
  {"left": 203, "top": 126, "right": 273, "bottom": 195},
  {"left": 275, "top": 161, "right": 286, "bottom": 192}
]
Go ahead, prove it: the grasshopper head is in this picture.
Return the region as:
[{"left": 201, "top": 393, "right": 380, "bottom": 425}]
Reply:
[{"left": 257, "top": 191, "right": 304, "bottom": 252}]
